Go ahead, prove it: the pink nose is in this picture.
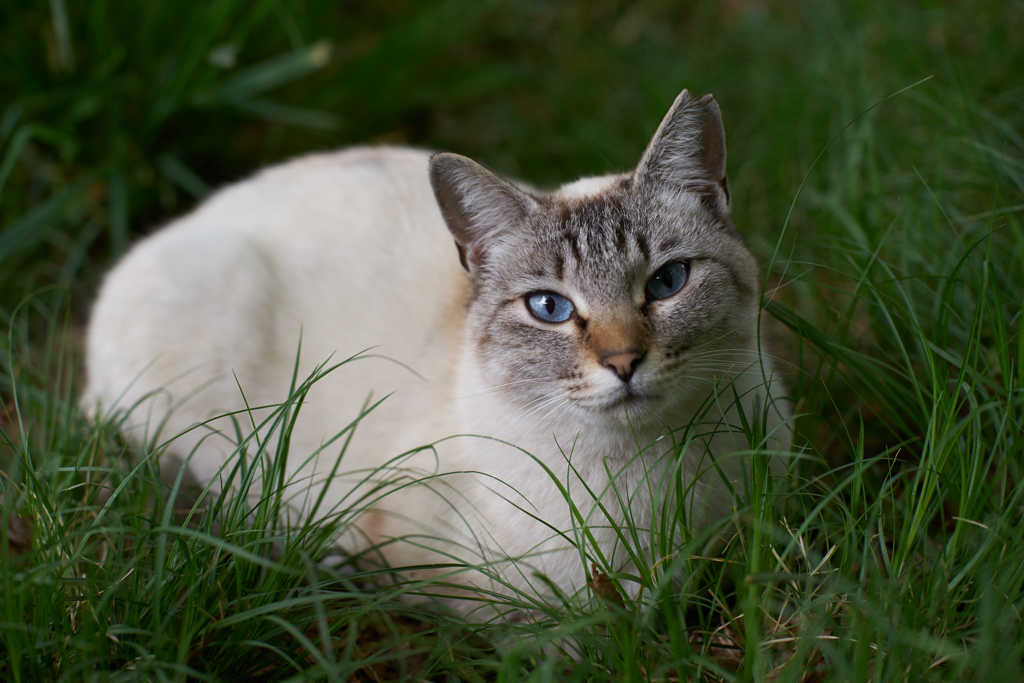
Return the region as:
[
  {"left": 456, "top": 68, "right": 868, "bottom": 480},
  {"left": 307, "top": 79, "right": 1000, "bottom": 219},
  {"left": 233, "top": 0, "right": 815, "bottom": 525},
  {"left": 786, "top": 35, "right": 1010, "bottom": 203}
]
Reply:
[{"left": 600, "top": 349, "right": 645, "bottom": 382}]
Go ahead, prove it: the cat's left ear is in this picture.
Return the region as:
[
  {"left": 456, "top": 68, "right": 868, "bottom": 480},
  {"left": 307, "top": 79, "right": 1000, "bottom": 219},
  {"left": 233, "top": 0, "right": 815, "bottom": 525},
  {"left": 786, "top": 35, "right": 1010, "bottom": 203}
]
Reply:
[
  {"left": 633, "top": 89, "right": 730, "bottom": 213},
  {"left": 430, "top": 152, "right": 538, "bottom": 274}
]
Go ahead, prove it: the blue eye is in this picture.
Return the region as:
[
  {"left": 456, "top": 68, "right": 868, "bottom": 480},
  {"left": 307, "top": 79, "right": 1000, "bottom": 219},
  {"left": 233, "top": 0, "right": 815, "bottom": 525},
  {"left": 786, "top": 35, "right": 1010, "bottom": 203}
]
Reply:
[
  {"left": 526, "top": 291, "right": 575, "bottom": 323},
  {"left": 645, "top": 261, "right": 689, "bottom": 300}
]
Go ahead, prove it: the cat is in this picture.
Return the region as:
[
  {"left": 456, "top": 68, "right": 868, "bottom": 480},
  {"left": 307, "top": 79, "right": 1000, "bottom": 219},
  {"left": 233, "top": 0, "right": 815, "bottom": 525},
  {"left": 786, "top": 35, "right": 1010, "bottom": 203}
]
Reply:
[{"left": 82, "top": 89, "right": 790, "bottom": 614}]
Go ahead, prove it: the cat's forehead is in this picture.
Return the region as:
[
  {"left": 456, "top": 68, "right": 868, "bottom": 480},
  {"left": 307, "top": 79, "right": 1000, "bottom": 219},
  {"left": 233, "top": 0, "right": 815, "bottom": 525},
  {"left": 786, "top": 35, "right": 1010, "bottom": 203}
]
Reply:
[
  {"left": 517, "top": 180, "right": 703, "bottom": 284},
  {"left": 546, "top": 188, "right": 644, "bottom": 270},
  {"left": 482, "top": 189, "right": 635, "bottom": 301}
]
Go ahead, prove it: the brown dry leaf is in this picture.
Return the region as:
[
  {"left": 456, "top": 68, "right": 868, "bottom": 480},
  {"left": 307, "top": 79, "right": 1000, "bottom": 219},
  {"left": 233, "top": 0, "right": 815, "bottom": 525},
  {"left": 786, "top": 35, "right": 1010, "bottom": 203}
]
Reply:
[{"left": 588, "top": 564, "right": 625, "bottom": 608}]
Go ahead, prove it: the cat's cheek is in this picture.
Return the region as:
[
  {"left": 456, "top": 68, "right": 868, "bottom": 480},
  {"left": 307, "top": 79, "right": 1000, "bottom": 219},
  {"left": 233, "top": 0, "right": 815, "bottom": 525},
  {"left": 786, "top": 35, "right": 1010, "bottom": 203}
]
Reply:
[
  {"left": 474, "top": 317, "right": 576, "bottom": 391},
  {"left": 642, "top": 300, "right": 696, "bottom": 348},
  {"left": 649, "top": 270, "right": 741, "bottom": 347}
]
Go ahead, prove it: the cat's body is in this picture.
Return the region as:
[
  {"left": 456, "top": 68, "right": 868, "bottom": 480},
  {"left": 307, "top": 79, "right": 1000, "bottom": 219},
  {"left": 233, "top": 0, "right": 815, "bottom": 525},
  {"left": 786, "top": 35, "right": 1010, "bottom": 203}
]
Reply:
[{"left": 83, "top": 91, "right": 790, "bottom": 610}]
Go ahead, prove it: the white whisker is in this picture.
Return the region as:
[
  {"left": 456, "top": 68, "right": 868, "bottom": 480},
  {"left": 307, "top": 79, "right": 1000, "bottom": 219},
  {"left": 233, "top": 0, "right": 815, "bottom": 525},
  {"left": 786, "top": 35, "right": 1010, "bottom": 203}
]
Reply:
[{"left": 455, "top": 376, "right": 552, "bottom": 400}]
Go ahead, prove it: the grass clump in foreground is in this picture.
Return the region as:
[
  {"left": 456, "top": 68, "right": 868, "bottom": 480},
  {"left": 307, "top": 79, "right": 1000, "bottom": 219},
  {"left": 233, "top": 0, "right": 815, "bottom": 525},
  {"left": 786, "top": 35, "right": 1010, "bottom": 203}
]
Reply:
[{"left": 2, "top": 0, "right": 1023, "bottom": 679}]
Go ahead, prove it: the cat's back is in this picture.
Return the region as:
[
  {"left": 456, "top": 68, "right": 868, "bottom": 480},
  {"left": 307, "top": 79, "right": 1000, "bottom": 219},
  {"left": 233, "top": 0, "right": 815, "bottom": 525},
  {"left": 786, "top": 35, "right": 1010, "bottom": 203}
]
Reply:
[
  {"left": 184, "top": 145, "right": 446, "bottom": 260},
  {"left": 84, "top": 146, "right": 465, "bottom": 434}
]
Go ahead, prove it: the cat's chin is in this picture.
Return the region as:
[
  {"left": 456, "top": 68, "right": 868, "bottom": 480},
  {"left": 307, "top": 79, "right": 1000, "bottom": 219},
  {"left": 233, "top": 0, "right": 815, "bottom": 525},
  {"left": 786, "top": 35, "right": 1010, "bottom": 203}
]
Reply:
[{"left": 572, "top": 388, "right": 662, "bottom": 428}]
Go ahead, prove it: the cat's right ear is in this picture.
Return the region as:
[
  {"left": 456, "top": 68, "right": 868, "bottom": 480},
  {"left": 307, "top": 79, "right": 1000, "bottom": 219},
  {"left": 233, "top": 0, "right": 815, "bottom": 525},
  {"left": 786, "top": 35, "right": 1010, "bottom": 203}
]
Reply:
[{"left": 429, "top": 152, "right": 538, "bottom": 274}]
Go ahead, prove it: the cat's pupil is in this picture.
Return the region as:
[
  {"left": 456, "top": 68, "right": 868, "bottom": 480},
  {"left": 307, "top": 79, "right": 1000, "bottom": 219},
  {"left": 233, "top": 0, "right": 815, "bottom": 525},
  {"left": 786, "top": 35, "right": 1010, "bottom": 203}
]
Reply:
[{"left": 544, "top": 296, "right": 555, "bottom": 314}]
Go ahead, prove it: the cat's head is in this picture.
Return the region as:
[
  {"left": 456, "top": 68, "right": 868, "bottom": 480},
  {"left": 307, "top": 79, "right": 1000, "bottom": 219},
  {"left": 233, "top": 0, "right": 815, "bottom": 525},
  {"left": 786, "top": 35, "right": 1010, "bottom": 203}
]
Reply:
[{"left": 430, "top": 90, "right": 761, "bottom": 430}]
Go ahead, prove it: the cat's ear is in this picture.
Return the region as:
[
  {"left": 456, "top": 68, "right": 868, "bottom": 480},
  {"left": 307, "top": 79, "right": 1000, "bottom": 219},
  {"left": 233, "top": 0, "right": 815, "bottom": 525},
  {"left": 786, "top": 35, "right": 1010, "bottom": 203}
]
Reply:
[
  {"left": 633, "top": 89, "right": 730, "bottom": 212},
  {"left": 430, "top": 152, "right": 538, "bottom": 273}
]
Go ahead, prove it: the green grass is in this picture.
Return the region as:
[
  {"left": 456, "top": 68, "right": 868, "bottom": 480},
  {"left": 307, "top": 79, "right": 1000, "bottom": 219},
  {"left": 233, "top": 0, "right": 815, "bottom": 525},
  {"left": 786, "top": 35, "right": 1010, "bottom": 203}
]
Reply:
[{"left": 2, "top": 0, "right": 1023, "bottom": 679}]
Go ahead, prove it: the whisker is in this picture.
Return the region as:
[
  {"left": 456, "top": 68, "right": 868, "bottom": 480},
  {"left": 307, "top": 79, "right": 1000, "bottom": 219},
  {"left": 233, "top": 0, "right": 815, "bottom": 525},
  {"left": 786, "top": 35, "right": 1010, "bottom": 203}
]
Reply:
[
  {"left": 518, "top": 393, "right": 568, "bottom": 421},
  {"left": 456, "top": 377, "right": 552, "bottom": 400},
  {"left": 536, "top": 397, "right": 573, "bottom": 425}
]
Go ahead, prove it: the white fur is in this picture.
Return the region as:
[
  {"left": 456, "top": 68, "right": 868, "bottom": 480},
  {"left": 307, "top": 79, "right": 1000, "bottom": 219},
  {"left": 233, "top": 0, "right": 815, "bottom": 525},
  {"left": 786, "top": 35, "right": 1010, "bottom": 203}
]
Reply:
[
  {"left": 84, "top": 145, "right": 788, "bottom": 613},
  {"left": 553, "top": 175, "right": 622, "bottom": 199}
]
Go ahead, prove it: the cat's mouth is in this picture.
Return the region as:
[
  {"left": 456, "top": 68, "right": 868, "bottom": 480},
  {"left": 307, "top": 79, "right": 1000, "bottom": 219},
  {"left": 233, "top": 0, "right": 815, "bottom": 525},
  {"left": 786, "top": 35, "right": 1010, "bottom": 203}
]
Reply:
[{"left": 593, "top": 386, "right": 656, "bottom": 413}]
